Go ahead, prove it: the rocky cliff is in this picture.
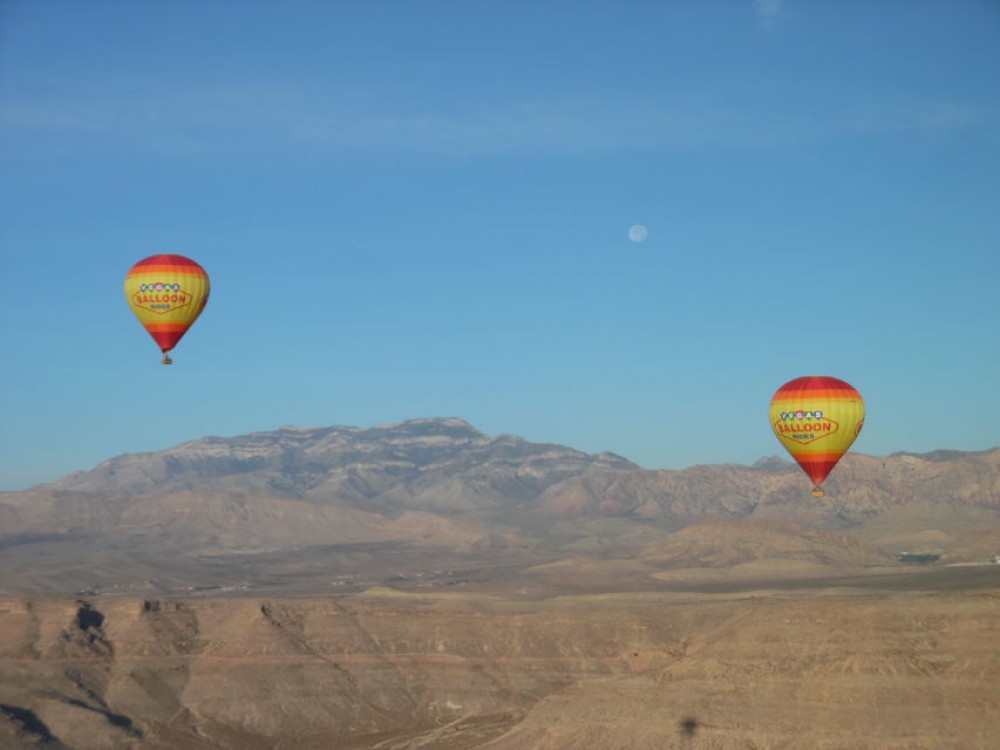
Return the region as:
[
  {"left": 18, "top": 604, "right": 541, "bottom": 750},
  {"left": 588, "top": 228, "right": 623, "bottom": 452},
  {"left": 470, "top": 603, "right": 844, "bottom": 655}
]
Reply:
[{"left": 1, "top": 588, "right": 997, "bottom": 749}]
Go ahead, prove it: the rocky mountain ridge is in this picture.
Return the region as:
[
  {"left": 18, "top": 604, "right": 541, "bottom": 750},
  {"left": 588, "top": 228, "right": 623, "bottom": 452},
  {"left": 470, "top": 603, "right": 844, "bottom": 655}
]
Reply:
[
  {"left": 21, "top": 418, "right": 1000, "bottom": 516},
  {"left": 1, "top": 418, "right": 997, "bottom": 596},
  {"left": 42, "top": 418, "right": 635, "bottom": 510}
]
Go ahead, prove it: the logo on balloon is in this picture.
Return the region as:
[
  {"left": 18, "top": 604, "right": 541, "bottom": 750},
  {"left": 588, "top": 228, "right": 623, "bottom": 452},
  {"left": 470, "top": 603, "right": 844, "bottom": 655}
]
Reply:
[
  {"left": 774, "top": 411, "right": 840, "bottom": 445},
  {"left": 131, "top": 283, "right": 193, "bottom": 314}
]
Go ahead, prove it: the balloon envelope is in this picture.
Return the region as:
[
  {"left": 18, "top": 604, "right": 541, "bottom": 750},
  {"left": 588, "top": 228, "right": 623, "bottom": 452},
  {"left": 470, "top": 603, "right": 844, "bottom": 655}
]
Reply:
[
  {"left": 124, "top": 254, "right": 210, "bottom": 363},
  {"left": 769, "top": 376, "right": 864, "bottom": 496}
]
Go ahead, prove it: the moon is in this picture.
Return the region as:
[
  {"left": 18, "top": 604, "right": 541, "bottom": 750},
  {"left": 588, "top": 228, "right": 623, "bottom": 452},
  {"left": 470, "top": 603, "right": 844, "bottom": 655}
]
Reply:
[{"left": 628, "top": 224, "right": 648, "bottom": 243}]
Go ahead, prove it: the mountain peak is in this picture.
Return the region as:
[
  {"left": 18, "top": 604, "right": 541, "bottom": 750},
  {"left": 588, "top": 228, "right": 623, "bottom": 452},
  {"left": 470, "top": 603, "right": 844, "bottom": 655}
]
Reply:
[
  {"left": 369, "top": 417, "right": 483, "bottom": 439},
  {"left": 39, "top": 418, "right": 619, "bottom": 500}
]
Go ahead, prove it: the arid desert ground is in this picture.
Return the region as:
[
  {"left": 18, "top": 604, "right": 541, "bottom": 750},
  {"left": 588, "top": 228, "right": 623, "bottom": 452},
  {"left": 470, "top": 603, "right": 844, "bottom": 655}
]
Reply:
[{"left": 2, "top": 422, "right": 997, "bottom": 748}]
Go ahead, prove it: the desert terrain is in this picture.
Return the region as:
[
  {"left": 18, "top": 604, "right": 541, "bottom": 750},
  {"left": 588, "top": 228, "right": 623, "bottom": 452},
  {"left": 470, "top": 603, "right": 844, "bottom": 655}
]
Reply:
[
  {"left": 2, "top": 578, "right": 998, "bottom": 749},
  {"left": 1, "top": 420, "right": 997, "bottom": 748}
]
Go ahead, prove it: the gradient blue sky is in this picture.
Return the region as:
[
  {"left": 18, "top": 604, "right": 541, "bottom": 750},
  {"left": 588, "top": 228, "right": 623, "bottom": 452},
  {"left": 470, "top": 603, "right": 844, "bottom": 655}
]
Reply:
[{"left": 2, "top": 0, "right": 998, "bottom": 489}]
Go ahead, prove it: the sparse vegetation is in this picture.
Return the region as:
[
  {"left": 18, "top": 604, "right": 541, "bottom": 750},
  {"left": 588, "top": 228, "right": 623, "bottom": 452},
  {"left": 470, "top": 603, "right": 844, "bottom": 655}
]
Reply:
[{"left": 897, "top": 552, "right": 941, "bottom": 565}]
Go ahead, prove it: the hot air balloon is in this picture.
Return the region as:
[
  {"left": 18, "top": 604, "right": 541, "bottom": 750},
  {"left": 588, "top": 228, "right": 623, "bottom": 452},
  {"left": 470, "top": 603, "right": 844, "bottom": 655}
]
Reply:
[
  {"left": 769, "top": 376, "right": 864, "bottom": 497},
  {"left": 124, "top": 254, "right": 210, "bottom": 364}
]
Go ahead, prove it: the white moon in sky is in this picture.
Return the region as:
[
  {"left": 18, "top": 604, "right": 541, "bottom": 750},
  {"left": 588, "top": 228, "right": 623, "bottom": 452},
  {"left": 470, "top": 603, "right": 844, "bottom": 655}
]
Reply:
[{"left": 628, "top": 224, "right": 648, "bottom": 243}]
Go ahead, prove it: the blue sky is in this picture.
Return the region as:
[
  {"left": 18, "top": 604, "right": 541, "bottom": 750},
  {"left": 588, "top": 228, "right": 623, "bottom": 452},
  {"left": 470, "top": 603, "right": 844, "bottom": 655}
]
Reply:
[{"left": 2, "top": 0, "right": 998, "bottom": 489}]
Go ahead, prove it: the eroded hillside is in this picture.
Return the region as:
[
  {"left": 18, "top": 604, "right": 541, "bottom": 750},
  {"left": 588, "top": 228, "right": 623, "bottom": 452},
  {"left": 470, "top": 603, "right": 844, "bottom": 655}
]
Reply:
[{"left": 1, "top": 587, "right": 997, "bottom": 749}]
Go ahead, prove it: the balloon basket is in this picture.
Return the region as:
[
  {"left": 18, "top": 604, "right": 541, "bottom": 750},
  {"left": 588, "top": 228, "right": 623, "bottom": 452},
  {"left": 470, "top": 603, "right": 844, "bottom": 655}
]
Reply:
[
  {"left": 811, "top": 487, "right": 826, "bottom": 498},
  {"left": 161, "top": 355, "right": 173, "bottom": 365}
]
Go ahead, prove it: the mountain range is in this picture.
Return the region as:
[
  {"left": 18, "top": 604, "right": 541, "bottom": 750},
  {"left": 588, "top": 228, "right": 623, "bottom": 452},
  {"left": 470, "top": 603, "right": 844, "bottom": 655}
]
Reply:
[{"left": 1, "top": 417, "right": 997, "bottom": 596}]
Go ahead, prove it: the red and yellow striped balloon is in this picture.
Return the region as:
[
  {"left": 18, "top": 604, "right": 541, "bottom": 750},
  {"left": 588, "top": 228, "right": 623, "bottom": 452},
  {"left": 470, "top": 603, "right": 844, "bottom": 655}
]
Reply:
[
  {"left": 769, "top": 376, "right": 865, "bottom": 497},
  {"left": 124, "top": 254, "right": 210, "bottom": 364}
]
